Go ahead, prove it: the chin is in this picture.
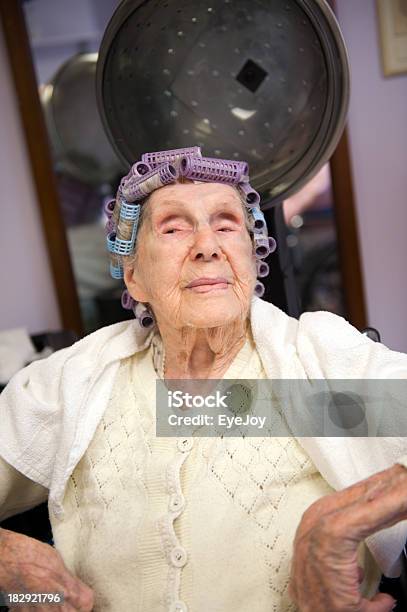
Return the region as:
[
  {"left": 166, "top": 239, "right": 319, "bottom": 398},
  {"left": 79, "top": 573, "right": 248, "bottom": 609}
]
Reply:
[{"left": 182, "top": 300, "right": 245, "bottom": 329}]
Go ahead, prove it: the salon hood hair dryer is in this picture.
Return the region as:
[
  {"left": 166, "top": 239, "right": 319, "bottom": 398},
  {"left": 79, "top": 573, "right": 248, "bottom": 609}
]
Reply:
[
  {"left": 95, "top": 0, "right": 350, "bottom": 317},
  {"left": 41, "top": 53, "right": 125, "bottom": 187}
]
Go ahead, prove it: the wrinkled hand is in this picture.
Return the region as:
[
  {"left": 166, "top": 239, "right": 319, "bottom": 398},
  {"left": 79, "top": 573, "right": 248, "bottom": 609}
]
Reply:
[
  {"left": 0, "top": 528, "right": 94, "bottom": 611},
  {"left": 289, "top": 464, "right": 407, "bottom": 612}
]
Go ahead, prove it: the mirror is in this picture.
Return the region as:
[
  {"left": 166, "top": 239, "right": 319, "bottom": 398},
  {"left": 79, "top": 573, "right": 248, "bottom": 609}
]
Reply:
[
  {"left": 283, "top": 163, "right": 346, "bottom": 317},
  {"left": 8, "top": 0, "right": 365, "bottom": 333},
  {"left": 23, "top": 0, "right": 130, "bottom": 332}
]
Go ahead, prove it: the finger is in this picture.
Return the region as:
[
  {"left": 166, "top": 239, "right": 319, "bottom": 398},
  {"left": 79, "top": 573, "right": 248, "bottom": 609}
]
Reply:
[
  {"left": 360, "top": 593, "right": 396, "bottom": 612},
  {"left": 58, "top": 573, "right": 94, "bottom": 612}
]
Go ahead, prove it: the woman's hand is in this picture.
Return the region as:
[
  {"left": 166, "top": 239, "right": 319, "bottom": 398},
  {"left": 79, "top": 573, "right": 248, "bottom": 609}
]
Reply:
[
  {"left": 289, "top": 464, "right": 407, "bottom": 612},
  {"left": 0, "top": 528, "right": 94, "bottom": 611}
]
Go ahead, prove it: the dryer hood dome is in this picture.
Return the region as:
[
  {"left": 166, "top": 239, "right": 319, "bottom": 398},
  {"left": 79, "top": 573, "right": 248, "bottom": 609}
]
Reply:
[{"left": 96, "top": 0, "right": 349, "bottom": 207}]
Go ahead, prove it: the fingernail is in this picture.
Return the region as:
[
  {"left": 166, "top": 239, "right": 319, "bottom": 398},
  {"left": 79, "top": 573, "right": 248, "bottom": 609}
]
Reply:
[{"left": 392, "top": 601, "right": 398, "bottom": 611}]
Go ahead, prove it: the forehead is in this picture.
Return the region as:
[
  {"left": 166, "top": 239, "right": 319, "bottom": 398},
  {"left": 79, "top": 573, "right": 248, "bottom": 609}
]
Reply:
[{"left": 148, "top": 182, "right": 241, "bottom": 212}]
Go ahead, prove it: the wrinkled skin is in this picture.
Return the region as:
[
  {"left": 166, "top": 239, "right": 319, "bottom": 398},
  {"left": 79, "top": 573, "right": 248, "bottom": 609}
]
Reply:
[
  {"left": 289, "top": 463, "right": 407, "bottom": 611},
  {"left": 124, "top": 181, "right": 257, "bottom": 378},
  {"left": 0, "top": 529, "right": 94, "bottom": 611}
]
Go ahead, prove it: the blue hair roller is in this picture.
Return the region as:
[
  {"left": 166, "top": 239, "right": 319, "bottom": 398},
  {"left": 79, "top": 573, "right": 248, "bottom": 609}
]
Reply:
[
  {"left": 107, "top": 232, "right": 117, "bottom": 253},
  {"left": 112, "top": 219, "right": 138, "bottom": 256},
  {"left": 250, "top": 207, "right": 267, "bottom": 232},
  {"left": 119, "top": 201, "right": 141, "bottom": 222},
  {"left": 110, "top": 262, "right": 124, "bottom": 279}
]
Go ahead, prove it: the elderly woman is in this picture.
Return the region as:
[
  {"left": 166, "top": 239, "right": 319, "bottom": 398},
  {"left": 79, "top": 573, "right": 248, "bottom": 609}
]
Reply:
[{"left": 1, "top": 147, "right": 407, "bottom": 612}]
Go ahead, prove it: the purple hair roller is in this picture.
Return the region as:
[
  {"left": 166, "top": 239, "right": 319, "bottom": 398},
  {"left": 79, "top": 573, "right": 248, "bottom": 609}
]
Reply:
[
  {"left": 253, "top": 235, "right": 270, "bottom": 259},
  {"left": 237, "top": 182, "right": 261, "bottom": 207},
  {"left": 121, "top": 162, "right": 179, "bottom": 201},
  {"left": 268, "top": 236, "right": 277, "bottom": 254},
  {"left": 131, "top": 161, "right": 151, "bottom": 176},
  {"left": 254, "top": 281, "right": 265, "bottom": 298},
  {"left": 142, "top": 146, "right": 201, "bottom": 169},
  {"left": 256, "top": 261, "right": 269, "bottom": 278},
  {"left": 180, "top": 156, "right": 249, "bottom": 184},
  {"left": 104, "top": 199, "right": 116, "bottom": 218},
  {"left": 121, "top": 290, "right": 136, "bottom": 310}
]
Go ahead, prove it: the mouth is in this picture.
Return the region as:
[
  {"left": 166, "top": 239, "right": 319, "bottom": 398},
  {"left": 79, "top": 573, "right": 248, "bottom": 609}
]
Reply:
[{"left": 185, "top": 277, "right": 230, "bottom": 293}]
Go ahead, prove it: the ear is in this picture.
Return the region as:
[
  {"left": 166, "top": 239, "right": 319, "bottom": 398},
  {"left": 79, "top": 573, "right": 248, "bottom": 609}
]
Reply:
[{"left": 124, "top": 264, "right": 150, "bottom": 303}]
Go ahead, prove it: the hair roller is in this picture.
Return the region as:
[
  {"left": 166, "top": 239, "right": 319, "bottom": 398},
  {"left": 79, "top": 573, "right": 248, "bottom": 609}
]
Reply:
[
  {"left": 237, "top": 182, "right": 261, "bottom": 207},
  {"left": 104, "top": 198, "right": 116, "bottom": 219},
  {"left": 121, "top": 162, "right": 178, "bottom": 201},
  {"left": 256, "top": 260, "right": 269, "bottom": 278},
  {"left": 109, "top": 260, "right": 124, "bottom": 279},
  {"left": 138, "top": 310, "right": 155, "bottom": 328},
  {"left": 135, "top": 302, "right": 155, "bottom": 328},
  {"left": 107, "top": 223, "right": 137, "bottom": 256},
  {"left": 268, "top": 236, "right": 277, "bottom": 254},
  {"left": 180, "top": 156, "right": 248, "bottom": 184},
  {"left": 253, "top": 235, "right": 271, "bottom": 259},
  {"left": 254, "top": 281, "right": 265, "bottom": 298},
  {"left": 121, "top": 289, "right": 136, "bottom": 310},
  {"left": 250, "top": 207, "right": 267, "bottom": 232},
  {"left": 131, "top": 161, "right": 151, "bottom": 176},
  {"left": 106, "top": 201, "right": 141, "bottom": 256},
  {"left": 141, "top": 146, "right": 201, "bottom": 169}
]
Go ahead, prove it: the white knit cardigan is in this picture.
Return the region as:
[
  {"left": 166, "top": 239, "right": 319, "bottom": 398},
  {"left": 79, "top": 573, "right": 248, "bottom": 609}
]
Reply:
[{"left": 1, "top": 296, "right": 407, "bottom": 576}]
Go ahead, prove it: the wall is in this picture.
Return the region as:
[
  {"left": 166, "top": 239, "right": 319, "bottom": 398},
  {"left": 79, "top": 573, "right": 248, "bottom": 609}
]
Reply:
[
  {"left": 0, "top": 22, "right": 60, "bottom": 334},
  {"left": 335, "top": 0, "right": 407, "bottom": 352},
  {"left": 24, "top": 0, "right": 120, "bottom": 84}
]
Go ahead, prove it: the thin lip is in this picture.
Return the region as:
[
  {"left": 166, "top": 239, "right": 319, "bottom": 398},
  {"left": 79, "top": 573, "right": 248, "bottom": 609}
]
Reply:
[{"left": 185, "top": 277, "right": 230, "bottom": 288}]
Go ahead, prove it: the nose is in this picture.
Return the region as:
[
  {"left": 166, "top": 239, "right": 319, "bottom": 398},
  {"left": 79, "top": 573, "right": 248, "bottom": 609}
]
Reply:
[{"left": 189, "top": 227, "right": 222, "bottom": 262}]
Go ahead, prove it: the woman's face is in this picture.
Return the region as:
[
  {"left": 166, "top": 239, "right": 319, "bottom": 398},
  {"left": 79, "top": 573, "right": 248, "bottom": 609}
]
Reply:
[{"left": 124, "top": 182, "right": 257, "bottom": 329}]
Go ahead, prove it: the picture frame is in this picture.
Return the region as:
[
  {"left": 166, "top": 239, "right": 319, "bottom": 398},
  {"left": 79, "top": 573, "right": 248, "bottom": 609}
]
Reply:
[{"left": 377, "top": 0, "right": 407, "bottom": 76}]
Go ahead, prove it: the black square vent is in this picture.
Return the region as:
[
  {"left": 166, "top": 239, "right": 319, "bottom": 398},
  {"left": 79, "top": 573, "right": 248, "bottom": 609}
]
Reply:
[{"left": 236, "top": 59, "right": 268, "bottom": 93}]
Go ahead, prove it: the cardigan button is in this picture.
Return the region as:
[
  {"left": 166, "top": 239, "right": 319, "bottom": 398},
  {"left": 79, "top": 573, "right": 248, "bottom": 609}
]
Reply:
[
  {"left": 178, "top": 438, "right": 193, "bottom": 452},
  {"left": 170, "top": 546, "right": 188, "bottom": 568},
  {"left": 169, "top": 601, "right": 188, "bottom": 612},
  {"left": 169, "top": 493, "right": 185, "bottom": 512}
]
